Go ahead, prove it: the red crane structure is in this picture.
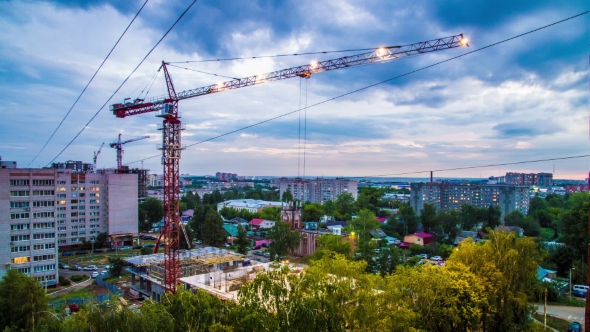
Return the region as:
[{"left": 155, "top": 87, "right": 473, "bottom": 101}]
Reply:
[
  {"left": 110, "top": 34, "right": 468, "bottom": 293},
  {"left": 109, "top": 133, "right": 150, "bottom": 172}
]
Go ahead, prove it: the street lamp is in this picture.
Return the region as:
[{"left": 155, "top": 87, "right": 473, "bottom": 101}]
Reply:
[{"left": 570, "top": 267, "right": 576, "bottom": 299}]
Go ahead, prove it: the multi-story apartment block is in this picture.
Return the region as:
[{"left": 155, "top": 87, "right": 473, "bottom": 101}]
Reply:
[
  {"left": 410, "top": 183, "right": 529, "bottom": 221},
  {"left": 272, "top": 177, "right": 358, "bottom": 203},
  {"left": 215, "top": 172, "right": 237, "bottom": 181},
  {"left": 0, "top": 163, "right": 138, "bottom": 283},
  {"left": 505, "top": 172, "right": 553, "bottom": 187}
]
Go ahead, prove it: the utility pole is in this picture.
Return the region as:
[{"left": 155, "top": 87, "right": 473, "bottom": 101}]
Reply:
[{"left": 585, "top": 198, "right": 590, "bottom": 332}]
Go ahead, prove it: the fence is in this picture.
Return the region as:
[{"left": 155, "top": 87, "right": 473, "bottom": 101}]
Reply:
[{"left": 48, "top": 276, "right": 124, "bottom": 309}]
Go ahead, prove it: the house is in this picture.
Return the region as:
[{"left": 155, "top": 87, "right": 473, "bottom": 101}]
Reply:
[
  {"left": 537, "top": 266, "right": 557, "bottom": 281},
  {"left": 376, "top": 217, "right": 388, "bottom": 223},
  {"left": 222, "top": 224, "right": 239, "bottom": 241},
  {"left": 402, "top": 232, "right": 434, "bottom": 247},
  {"left": 384, "top": 236, "right": 401, "bottom": 245},
  {"left": 454, "top": 230, "right": 483, "bottom": 245},
  {"left": 495, "top": 225, "right": 525, "bottom": 237},
  {"left": 228, "top": 217, "right": 249, "bottom": 224},
  {"left": 370, "top": 229, "right": 387, "bottom": 239},
  {"left": 325, "top": 221, "right": 348, "bottom": 228},
  {"left": 181, "top": 209, "right": 194, "bottom": 223},
  {"left": 248, "top": 218, "right": 276, "bottom": 230}
]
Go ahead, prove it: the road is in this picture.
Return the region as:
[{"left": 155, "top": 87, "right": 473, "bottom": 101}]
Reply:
[{"left": 536, "top": 304, "right": 585, "bottom": 325}]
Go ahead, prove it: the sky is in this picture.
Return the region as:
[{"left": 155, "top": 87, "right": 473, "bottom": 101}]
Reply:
[{"left": 0, "top": 0, "right": 589, "bottom": 179}]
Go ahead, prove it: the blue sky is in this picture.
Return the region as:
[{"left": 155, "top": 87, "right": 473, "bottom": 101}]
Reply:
[{"left": 0, "top": 0, "right": 588, "bottom": 179}]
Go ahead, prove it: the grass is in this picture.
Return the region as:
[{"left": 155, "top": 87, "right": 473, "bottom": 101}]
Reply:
[
  {"left": 49, "top": 288, "right": 94, "bottom": 301},
  {"left": 70, "top": 275, "right": 90, "bottom": 283},
  {"left": 551, "top": 296, "right": 586, "bottom": 307},
  {"left": 532, "top": 313, "right": 571, "bottom": 331},
  {"left": 103, "top": 273, "right": 131, "bottom": 283}
]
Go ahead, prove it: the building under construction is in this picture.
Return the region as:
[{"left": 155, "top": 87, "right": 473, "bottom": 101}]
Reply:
[
  {"left": 99, "top": 167, "right": 149, "bottom": 200},
  {"left": 125, "top": 247, "right": 246, "bottom": 302}
]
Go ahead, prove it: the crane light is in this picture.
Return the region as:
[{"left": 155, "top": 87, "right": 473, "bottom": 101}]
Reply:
[
  {"left": 310, "top": 61, "right": 319, "bottom": 69},
  {"left": 256, "top": 74, "right": 266, "bottom": 83},
  {"left": 375, "top": 48, "right": 387, "bottom": 57},
  {"left": 460, "top": 37, "right": 469, "bottom": 46}
]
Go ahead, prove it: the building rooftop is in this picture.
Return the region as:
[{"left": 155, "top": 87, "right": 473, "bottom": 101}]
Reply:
[{"left": 124, "top": 247, "right": 244, "bottom": 267}]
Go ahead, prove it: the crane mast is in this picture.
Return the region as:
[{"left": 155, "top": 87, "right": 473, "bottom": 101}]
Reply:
[
  {"left": 93, "top": 142, "right": 104, "bottom": 173},
  {"left": 109, "top": 134, "right": 150, "bottom": 172},
  {"left": 110, "top": 34, "right": 468, "bottom": 293}
]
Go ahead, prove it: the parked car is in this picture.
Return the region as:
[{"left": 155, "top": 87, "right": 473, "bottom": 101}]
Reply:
[
  {"left": 374, "top": 249, "right": 382, "bottom": 254},
  {"left": 93, "top": 249, "right": 106, "bottom": 253},
  {"left": 84, "top": 265, "right": 98, "bottom": 271},
  {"left": 67, "top": 304, "right": 80, "bottom": 313},
  {"left": 263, "top": 253, "right": 271, "bottom": 258},
  {"left": 121, "top": 246, "right": 133, "bottom": 251},
  {"left": 254, "top": 251, "right": 264, "bottom": 256},
  {"left": 568, "top": 322, "right": 582, "bottom": 332},
  {"left": 417, "top": 254, "right": 428, "bottom": 259},
  {"left": 62, "top": 251, "right": 74, "bottom": 256},
  {"left": 571, "top": 289, "right": 586, "bottom": 298},
  {"left": 224, "top": 243, "right": 231, "bottom": 247},
  {"left": 91, "top": 272, "right": 99, "bottom": 278},
  {"left": 100, "top": 270, "right": 108, "bottom": 276},
  {"left": 430, "top": 256, "right": 443, "bottom": 261},
  {"left": 195, "top": 240, "right": 203, "bottom": 245},
  {"left": 75, "top": 251, "right": 88, "bottom": 255},
  {"left": 133, "top": 245, "right": 143, "bottom": 249},
  {"left": 69, "top": 265, "right": 83, "bottom": 271},
  {"left": 59, "top": 262, "right": 69, "bottom": 269},
  {"left": 145, "top": 244, "right": 155, "bottom": 248}
]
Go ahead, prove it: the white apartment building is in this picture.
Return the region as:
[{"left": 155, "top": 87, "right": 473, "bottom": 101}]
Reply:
[
  {"left": 0, "top": 165, "right": 138, "bottom": 283},
  {"left": 217, "top": 199, "right": 283, "bottom": 213},
  {"left": 272, "top": 177, "right": 358, "bottom": 203}
]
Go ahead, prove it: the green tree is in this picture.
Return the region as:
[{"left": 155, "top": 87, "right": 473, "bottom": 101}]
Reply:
[
  {"left": 218, "top": 206, "right": 238, "bottom": 220},
  {"left": 335, "top": 192, "right": 356, "bottom": 220},
  {"left": 460, "top": 203, "right": 480, "bottom": 230},
  {"left": 303, "top": 203, "right": 324, "bottom": 222},
  {"left": 267, "top": 221, "right": 301, "bottom": 260},
  {"left": 281, "top": 189, "right": 293, "bottom": 203},
  {"left": 0, "top": 270, "right": 48, "bottom": 331},
  {"left": 309, "top": 234, "right": 353, "bottom": 261},
  {"left": 420, "top": 203, "right": 438, "bottom": 233},
  {"left": 437, "top": 210, "right": 460, "bottom": 239},
  {"left": 560, "top": 193, "right": 589, "bottom": 256},
  {"left": 138, "top": 197, "right": 164, "bottom": 232},
  {"left": 356, "top": 187, "right": 381, "bottom": 214},
  {"left": 202, "top": 211, "right": 227, "bottom": 247},
  {"left": 349, "top": 209, "right": 380, "bottom": 269},
  {"left": 448, "top": 230, "right": 542, "bottom": 331},
  {"left": 236, "top": 224, "right": 249, "bottom": 254},
  {"left": 548, "top": 245, "right": 576, "bottom": 276},
  {"left": 322, "top": 200, "right": 336, "bottom": 217},
  {"left": 257, "top": 207, "right": 281, "bottom": 222},
  {"left": 484, "top": 205, "right": 502, "bottom": 229},
  {"left": 397, "top": 203, "right": 419, "bottom": 235},
  {"left": 108, "top": 257, "right": 128, "bottom": 277},
  {"left": 504, "top": 210, "right": 540, "bottom": 237}
]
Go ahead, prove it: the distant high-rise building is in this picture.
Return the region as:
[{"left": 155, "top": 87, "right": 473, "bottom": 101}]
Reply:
[
  {"left": 272, "top": 177, "right": 358, "bottom": 203},
  {"left": 410, "top": 182, "right": 529, "bottom": 221},
  {"left": 505, "top": 172, "right": 553, "bottom": 187},
  {"left": 215, "top": 172, "right": 238, "bottom": 181}
]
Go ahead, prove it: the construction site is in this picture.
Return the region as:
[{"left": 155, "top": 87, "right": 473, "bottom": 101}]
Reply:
[{"left": 124, "top": 247, "right": 279, "bottom": 302}]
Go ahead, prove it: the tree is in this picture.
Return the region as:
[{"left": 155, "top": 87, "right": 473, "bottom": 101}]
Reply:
[
  {"left": 0, "top": 270, "right": 48, "bottom": 331},
  {"left": 560, "top": 193, "right": 589, "bottom": 256},
  {"left": 108, "top": 257, "right": 128, "bottom": 277},
  {"left": 257, "top": 207, "right": 281, "bottom": 222},
  {"left": 309, "top": 234, "right": 353, "bottom": 261},
  {"left": 504, "top": 210, "right": 540, "bottom": 237},
  {"left": 202, "top": 211, "right": 227, "bottom": 247},
  {"left": 236, "top": 224, "right": 249, "bottom": 254},
  {"left": 397, "top": 204, "right": 419, "bottom": 235},
  {"left": 267, "top": 221, "right": 301, "bottom": 260},
  {"left": 355, "top": 187, "right": 381, "bottom": 214},
  {"left": 335, "top": 192, "right": 355, "bottom": 220},
  {"left": 138, "top": 197, "right": 164, "bottom": 232},
  {"left": 303, "top": 203, "right": 324, "bottom": 222},
  {"left": 448, "top": 230, "right": 542, "bottom": 331},
  {"left": 548, "top": 245, "right": 576, "bottom": 276},
  {"left": 460, "top": 203, "right": 480, "bottom": 230},
  {"left": 420, "top": 203, "right": 438, "bottom": 233},
  {"left": 322, "top": 200, "right": 336, "bottom": 217},
  {"left": 349, "top": 209, "right": 380, "bottom": 269},
  {"left": 483, "top": 205, "right": 501, "bottom": 229},
  {"left": 375, "top": 246, "right": 402, "bottom": 276},
  {"left": 281, "top": 189, "right": 293, "bottom": 203},
  {"left": 218, "top": 207, "right": 238, "bottom": 220},
  {"left": 437, "top": 210, "right": 460, "bottom": 239}
]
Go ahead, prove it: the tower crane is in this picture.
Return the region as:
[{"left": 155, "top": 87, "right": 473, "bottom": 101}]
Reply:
[
  {"left": 93, "top": 142, "right": 104, "bottom": 173},
  {"left": 109, "top": 134, "right": 150, "bottom": 172},
  {"left": 110, "top": 34, "right": 469, "bottom": 293}
]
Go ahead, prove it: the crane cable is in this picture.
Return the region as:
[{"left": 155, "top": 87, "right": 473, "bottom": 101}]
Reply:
[
  {"left": 121, "top": 10, "right": 590, "bottom": 168},
  {"left": 27, "top": 0, "right": 150, "bottom": 167},
  {"left": 43, "top": 0, "right": 200, "bottom": 167}
]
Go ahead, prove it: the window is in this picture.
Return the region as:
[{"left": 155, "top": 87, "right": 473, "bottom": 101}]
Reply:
[
  {"left": 79, "top": 231, "right": 85, "bottom": 236},
  {"left": 33, "top": 201, "right": 54, "bottom": 207},
  {"left": 32, "top": 190, "right": 54, "bottom": 196},
  {"left": 90, "top": 193, "right": 100, "bottom": 197},
  {"left": 71, "top": 193, "right": 78, "bottom": 198},
  {"left": 57, "top": 194, "right": 66, "bottom": 198},
  {"left": 79, "top": 181, "right": 85, "bottom": 184},
  {"left": 79, "top": 218, "right": 86, "bottom": 223},
  {"left": 79, "top": 212, "right": 85, "bottom": 216},
  {"left": 32, "top": 180, "right": 54, "bottom": 186},
  {"left": 89, "top": 199, "right": 99, "bottom": 204},
  {"left": 71, "top": 226, "right": 78, "bottom": 230},
  {"left": 71, "top": 187, "right": 77, "bottom": 191},
  {"left": 90, "top": 218, "right": 100, "bottom": 223},
  {"left": 71, "top": 206, "right": 77, "bottom": 210},
  {"left": 36, "top": 275, "right": 56, "bottom": 282},
  {"left": 11, "top": 224, "right": 29, "bottom": 231},
  {"left": 34, "top": 243, "right": 55, "bottom": 250},
  {"left": 57, "top": 200, "right": 66, "bottom": 205},
  {"left": 58, "top": 233, "right": 66, "bottom": 238},
  {"left": 10, "top": 180, "right": 29, "bottom": 186},
  {"left": 79, "top": 193, "right": 85, "bottom": 198},
  {"left": 58, "top": 227, "right": 66, "bottom": 231},
  {"left": 57, "top": 214, "right": 66, "bottom": 218},
  {"left": 89, "top": 206, "right": 100, "bottom": 210},
  {"left": 90, "top": 180, "right": 99, "bottom": 184},
  {"left": 71, "top": 232, "right": 78, "bottom": 236},
  {"left": 58, "top": 240, "right": 66, "bottom": 245},
  {"left": 32, "top": 212, "right": 54, "bottom": 219},
  {"left": 57, "top": 207, "right": 66, "bottom": 211},
  {"left": 10, "top": 191, "right": 29, "bottom": 197},
  {"left": 71, "top": 212, "right": 78, "bottom": 217},
  {"left": 58, "top": 220, "right": 66, "bottom": 225},
  {"left": 33, "top": 222, "right": 54, "bottom": 229},
  {"left": 33, "top": 265, "right": 56, "bottom": 273},
  {"left": 11, "top": 257, "right": 30, "bottom": 264},
  {"left": 58, "top": 181, "right": 66, "bottom": 185},
  {"left": 10, "top": 201, "right": 29, "bottom": 208},
  {"left": 71, "top": 219, "right": 78, "bottom": 223},
  {"left": 79, "top": 225, "right": 85, "bottom": 229},
  {"left": 90, "top": 187, "right": 100, "bottom": 191},
  {"left": 11, "top": 235, "right": 30, "bottom": 242},
  {"left": 11, "top": 245, "right": 30, "bottom": 253},
  {"left": 79, "top": 199, "right": 85, "bottom": 204},
  {"left": 89, "top": 212, "right": 99, "bottom": 216},
  {"left": 79, "top": 187, "right": 85, "bottom": 191},
  {"left": 33, "top": 233, "right": 55, "bottom": 240},
  {"left": 90, "top": 224, "right": 100, "bottom": 229},
  {"left": 10, "top": 213, "right": 29, "bottom": 220},
  {"left": 33, "top": 254, "right": 55, "bottom": 262},
  {"left": 17, "top": 267, "right": 30, "bottom": 274},
  {"left": 71, "top": 199, "right": 78, "bottom": 204}
]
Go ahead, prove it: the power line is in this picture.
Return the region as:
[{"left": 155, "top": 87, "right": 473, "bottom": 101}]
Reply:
[
  {"left": 121, "top": 10, "right": 590, "bottom": 167},
  {"left": 44, "top": 0, "right": 199, "bottom": 167},
  {"left": 348, "top": 154, "right": 590, "bottom": 178},
  {"left": 167, "top": 64, "right": 238, "bottom": 79},
  {"left": 27, "top": 0, "right": 150, "bottom": 167}
]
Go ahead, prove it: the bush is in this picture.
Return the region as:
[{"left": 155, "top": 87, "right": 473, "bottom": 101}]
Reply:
[
  {"left": 59, "top": 276, "right": 71, "bottom": 286},
  {"left": 70, "top": 275, "right": 85, "bottom": 282}
]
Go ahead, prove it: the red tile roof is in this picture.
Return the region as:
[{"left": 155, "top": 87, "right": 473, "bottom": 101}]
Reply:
[
  {"left": 249, "top": 218, "right": 265, "bottom": 226},
  {"left": 414, "top": 232, "right": 434, "bottom": 239}
]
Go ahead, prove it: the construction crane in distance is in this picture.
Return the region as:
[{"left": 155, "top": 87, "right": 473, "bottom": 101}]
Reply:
[
  {"left": 109, "top": 134, "right": 150, "bottom": 172},
  {"left": 110, "top": 34, "right": 469, "bottom": 293},
  {"left": 93, "top": 142, "right": 104, "bottom": 173}
]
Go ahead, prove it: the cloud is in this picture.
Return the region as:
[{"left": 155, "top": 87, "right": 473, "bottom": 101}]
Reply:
[{"left": 492, "top": 122, "right": 561, "bottom": 138}]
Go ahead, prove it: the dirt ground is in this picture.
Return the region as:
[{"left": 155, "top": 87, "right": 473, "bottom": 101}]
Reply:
[{"left": 86, "top": 283, "right": 110, "bottom": 296}]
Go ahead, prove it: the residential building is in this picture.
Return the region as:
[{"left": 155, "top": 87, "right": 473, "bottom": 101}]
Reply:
[
  {"left": 217, "top": 199, "right": 283, "bottom": 213},
  {"left": 0, "top": 163, "right": 138, "bottom": 283},
  {"left": 410, "top": 182, "right": 529, "bottom": 220},
  {"left": 248, "top": 218, "right": 275, "bottom": 230},
  {"left": 272, "top": 177, "right": 358, "bottom": 203},
  {"left": 401, "top": 232, "right": 434, "bottom": 247},
  {"left": 216, "top": 172, "right": 237, "bottom": 181},
  {"left": 505, "top": 172, "right": 553, "bottom": 187}
]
